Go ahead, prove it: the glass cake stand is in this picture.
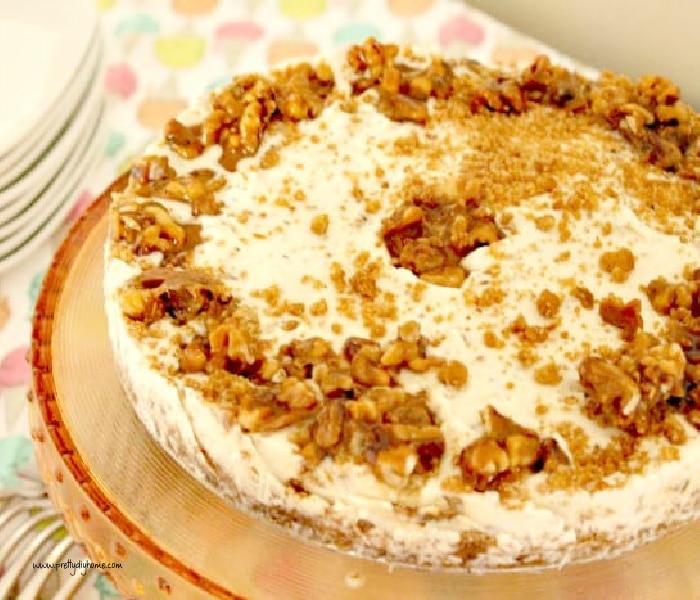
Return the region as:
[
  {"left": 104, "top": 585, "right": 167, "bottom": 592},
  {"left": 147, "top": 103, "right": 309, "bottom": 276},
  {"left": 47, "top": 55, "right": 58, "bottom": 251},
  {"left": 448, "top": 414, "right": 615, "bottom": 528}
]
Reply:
[{"left": 29, "top": 177, "right": 700, "bottom": 600}]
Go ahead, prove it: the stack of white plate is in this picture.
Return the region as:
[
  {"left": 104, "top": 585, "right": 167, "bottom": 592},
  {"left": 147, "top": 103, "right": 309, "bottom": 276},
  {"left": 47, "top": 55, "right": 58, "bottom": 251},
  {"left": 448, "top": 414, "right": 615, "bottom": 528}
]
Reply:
[{"left": 0, "top": 0, "right": 105, "bottom": 273}]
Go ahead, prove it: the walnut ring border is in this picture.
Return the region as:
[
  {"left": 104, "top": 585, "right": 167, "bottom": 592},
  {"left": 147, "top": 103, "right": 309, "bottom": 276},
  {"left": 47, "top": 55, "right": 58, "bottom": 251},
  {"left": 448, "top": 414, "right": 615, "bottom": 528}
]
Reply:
[{"left": 30, "top": 174, "right": 248, "bottom": 600}]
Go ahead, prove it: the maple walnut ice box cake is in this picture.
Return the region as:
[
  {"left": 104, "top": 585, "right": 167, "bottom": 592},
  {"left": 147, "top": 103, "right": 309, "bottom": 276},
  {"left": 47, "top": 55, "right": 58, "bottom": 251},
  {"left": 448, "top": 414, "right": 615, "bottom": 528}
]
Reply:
[{"left": 103, "top": 39, "right": 700, "bottom": 570}]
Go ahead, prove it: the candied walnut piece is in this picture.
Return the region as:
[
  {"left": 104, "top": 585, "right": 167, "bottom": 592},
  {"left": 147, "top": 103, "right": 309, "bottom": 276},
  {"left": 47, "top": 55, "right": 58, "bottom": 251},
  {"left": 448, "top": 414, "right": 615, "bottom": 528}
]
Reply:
[
  {"left": 591, "top": 72, "right": 699, "bottom": 172},
  {"left": 346, "top": 37, "right": 454, "bottom": 124},
  {"left": 599, "top": 248, "right": 635, "bottom": 283},
  {"left": 469, "top": 79, "right": 526, "bottom": 115},
  {"left": 644, "top": 277, "right": 694, "bottom": 315},
  {"left": 579, "top": 333, "right": 687, "bottom": 439},
  {"left": 458, "top": 406, "right": 567, "bottom": 492},
  {"left": 598, "top": 295, "right": 643, "bottom": 341},
  {"left": 114, "top": 201, "right": 202, "bottom": 264},
  {"left": 381, "top": 187, "right": 503, "bottom": 288},
  {"left": 272, "top": 61, "right": 335, "bottom": 121},
  {"left": 164, "top": 119, "right": 204, "bottom": 159},
  {"left": 239, "top": 378, "right": 321, "bottom": 433},
  {"left": 215, "top": 74, "right": 277, "bottom": 171},
  {"left": 128, "top": 156, "right": 226, "bottom": 217},
  {"left": 314, "top": 399, "right": 344, "bottom": 449},
  {"left": 121, "top": 268, "right": 235, "bottom": 326},
  {"left": 520, "top": 55, "right": 591, "bottom": 111},
  {"left": 178, "top": 339, "right": 208, "bottom": 374},
  {"left": 209, "top": 307, "right": 265, "bottom": 375},
  {"left": 129, "top": 155, "right": 176, "bottom": 186}
]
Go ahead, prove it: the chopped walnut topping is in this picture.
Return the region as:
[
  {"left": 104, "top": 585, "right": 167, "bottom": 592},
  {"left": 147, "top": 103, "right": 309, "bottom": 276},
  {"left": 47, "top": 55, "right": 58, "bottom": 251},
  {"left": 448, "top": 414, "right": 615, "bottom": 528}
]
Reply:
[
  {"left": 283, "top": 325, "right": 450, "bottom": 487},
  {"left": 180, "top": 321, "right": 456, "bottom": 487},
  {"left": 599, "top": 248, "right": 635, "bottom": 283},
  {"left": 598, "top": 295, "right": 643, "bottom": 341},
  {"left": 458, "top": 406, "right": 567, "bottom": 492},
  {"left": 165, "top": 63, "right": 335, "bottom": 172},
  {"left": 644, "top": 277, "right": 694, "bottom": 315},
  {"left": 121, "top": 268, "right": 235, "bottom": 326},
  {"left": 591, "top": 72, "right": 699, "bottom": 173},
  {"left": 643, "top": 273, "right": 700, "bottom": 432},
  {"left": 579, "top": 332, "right": 687, "bottom": 440},
  {"left": 114, "top": 201, "right": 202, "bottom": 265},
  {"left": 381, "top": 185, "right": 502, "bottom": 288},
  {"left": 346, "top": 38, "right": 453, "bottom": 124},
  {"left": 128, "top": 155, "right": 225, "bottom": 216}
]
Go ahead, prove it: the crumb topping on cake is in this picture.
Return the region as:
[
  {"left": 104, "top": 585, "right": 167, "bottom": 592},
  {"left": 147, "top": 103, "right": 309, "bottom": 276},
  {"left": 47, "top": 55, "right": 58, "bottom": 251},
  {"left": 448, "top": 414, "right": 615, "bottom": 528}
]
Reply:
[{"left": 105, "top": 39, "right": 700, "bottom": 569}]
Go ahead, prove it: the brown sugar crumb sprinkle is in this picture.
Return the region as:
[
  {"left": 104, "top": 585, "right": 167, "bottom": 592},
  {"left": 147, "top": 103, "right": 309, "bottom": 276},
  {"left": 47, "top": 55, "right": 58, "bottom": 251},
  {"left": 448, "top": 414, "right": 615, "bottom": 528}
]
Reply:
[
  {"left": 598, "top": 295, "right": 643, "bottom": 341},
  {"left": 128, "top": 155, "right": 225, "bottom": 216},
  {"left": 505, "top": 314, "right": 553, "bottom": 345},
  {"left": 546, "top": 424, "right": 648, "bottom": 493},
  {"left": 570, "top": 285, "right": 595, "bottom": 309},
  {"left": 113, "top": 201, "right": 202, "bottom": 266},
  {"left": 536, "top": 289, "right": 561, "bottom": 319},
  {"left": 165, "top": 62, "right": 335, "bottom": 171},
  {"left": 458, "top": 406, "right": 567, "bottom": 492},
  {"left": 381, "top": 184, "right": 502, "bottom": 289},
  {"left": 599, "top": 248, "right": 636, "bottom": 283},
  {"left": 310, "top": 213, "right": 329, "bottom": 235},
  {"left": 349, "top": 252, "right": 382, "bottom": 300},
  {"left": 533, "top": 362, "right": 562, "bottom": 386}
]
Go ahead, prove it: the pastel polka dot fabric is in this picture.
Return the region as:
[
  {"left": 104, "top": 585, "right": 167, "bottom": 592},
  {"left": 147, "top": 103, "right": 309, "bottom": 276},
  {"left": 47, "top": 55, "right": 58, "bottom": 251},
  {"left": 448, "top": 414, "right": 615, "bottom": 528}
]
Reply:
[{"left": 0, "top": 1, "right": 573, "bottom": 597}]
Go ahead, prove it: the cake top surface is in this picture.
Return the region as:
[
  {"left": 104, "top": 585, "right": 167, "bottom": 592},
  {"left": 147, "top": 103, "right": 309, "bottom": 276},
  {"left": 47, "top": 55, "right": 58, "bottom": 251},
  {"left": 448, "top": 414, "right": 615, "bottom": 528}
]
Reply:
[{"left": 106, "top": 39, "right": 700, "bottom": 567}]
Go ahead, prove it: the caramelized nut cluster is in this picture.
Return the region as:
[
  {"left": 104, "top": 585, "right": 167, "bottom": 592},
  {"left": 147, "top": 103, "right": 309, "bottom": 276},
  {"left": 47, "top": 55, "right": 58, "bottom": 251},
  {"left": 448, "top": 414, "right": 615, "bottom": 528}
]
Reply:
[
  {"left": 114, "top": 201, "right": 202, "bottom": 265},
  {"left": 591, "top": 73, "right": 700, "bottom": 172},
  {"left": 165, "top": 63, "right": 335, "bottom": 171},
  {"left": 458, "top": 406, "right": 566, "bottom": 492},
  {"left": 518, "top": 55, "right": 592, "bottom": 112},
  {"left": 579, "top": 332, "right": 687, "bottom": 440},
  {"left": 120, "top": 268, "right": 236, "bottom": 326},
  {"left": 645, "top": 274, "right": 700, "bottom": 426},
  {"left": 238, "top": 325, "right": 457, "bottom": 487},
  {"left": 381, "top": 190, "right": 502, "bottom": 288},
  {"left": 129, "top": 155, "right": 225, "bottom": 216},
  {"left": 347, "top": 38, "right": 454, "bottom": 124},
  {"left": 580, "top": 272, "right": 699, "bottom": 442}
]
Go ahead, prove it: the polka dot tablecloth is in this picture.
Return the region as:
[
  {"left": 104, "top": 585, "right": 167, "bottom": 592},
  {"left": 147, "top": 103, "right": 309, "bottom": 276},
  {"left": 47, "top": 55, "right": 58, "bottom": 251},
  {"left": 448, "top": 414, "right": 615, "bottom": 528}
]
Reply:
[{"left": 0, "top": 0, "right": 571, "bottom": 597}]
